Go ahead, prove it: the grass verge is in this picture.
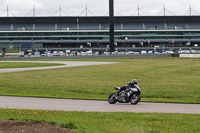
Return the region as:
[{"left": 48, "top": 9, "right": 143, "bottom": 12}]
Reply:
[
  {"left": 0, "top": 49, "right": 20, "bottom": 53},
  {"left": 0, "top": 109, "right": 199, "bottom": 133},
  {"left": 0, "top": 62, "right": 64, "bottom": 69}
]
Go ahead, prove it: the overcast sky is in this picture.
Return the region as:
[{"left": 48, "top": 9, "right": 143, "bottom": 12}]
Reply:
[{"left": 0, "top": 0, "right": 200, "bottom": 16}]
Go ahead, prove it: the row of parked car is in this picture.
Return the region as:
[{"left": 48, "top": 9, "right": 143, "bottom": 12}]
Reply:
[
  {"left": 16, "top": 49, "right": 200, "bottom": 57},
  {"left": 40, "top": 50, "right": 159, "bottom": 56},
  {"left": 40, "top": 50, "right": 199, "bottom": 57},
  {"left": 141, "top": 50, "right": 200, "bottom": 54}
]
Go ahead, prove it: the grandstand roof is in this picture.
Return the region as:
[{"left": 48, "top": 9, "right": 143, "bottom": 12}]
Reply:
[{"left": 0, "top": 16, "right": 200, "bottom": 23}]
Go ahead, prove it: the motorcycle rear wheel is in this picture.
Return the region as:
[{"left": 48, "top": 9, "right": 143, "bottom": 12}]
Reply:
[
  {"left": 108, "top": 93, "right": 117, "bottom": 104},
  {"left": 130, "top": 93, "right": 140, "bottom": 105}
]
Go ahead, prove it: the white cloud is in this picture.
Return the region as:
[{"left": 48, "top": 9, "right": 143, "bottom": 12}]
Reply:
[{"left": 0, "top": 0, "right": 200, "bottom": 16}]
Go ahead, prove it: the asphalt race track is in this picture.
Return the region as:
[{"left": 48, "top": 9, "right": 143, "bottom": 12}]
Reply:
[
  {"left": 0, "top": 61, "right": 199, "bottom": 114},
  {"left": 0, "top": 96, "right": 200, "bottom": 114},
  {"left": 0, "top": 61, "right": 119, "bottom": 73}
]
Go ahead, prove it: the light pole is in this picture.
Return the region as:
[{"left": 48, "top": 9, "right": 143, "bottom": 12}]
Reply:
[{"left": 109, "top": 0, "right": 115, "bottom": 53}]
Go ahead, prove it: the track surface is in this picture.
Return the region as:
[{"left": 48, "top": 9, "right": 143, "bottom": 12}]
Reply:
[
  {"left": 0, "top": 61, "right": 118, "bottom": 73},
  {"left": 0, "top": 96, "right": 200, "bottom": 114},
  {"left": 0, "top": 61, "right": 199, "bottom": 114}
]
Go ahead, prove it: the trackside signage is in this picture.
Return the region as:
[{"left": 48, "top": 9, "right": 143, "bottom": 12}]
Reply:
[{"left": 180, "top": 54, "right": 200, "bottom": 58}]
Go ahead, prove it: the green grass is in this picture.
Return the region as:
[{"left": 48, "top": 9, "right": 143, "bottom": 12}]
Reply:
[
  {"left": 0, "top": 49, "right": 20, "bottom": 53},
  {"left": 0, "top": 62, "right": 63, "bottom": 69},
  {"left": 0, "top": 58, "right": 200, "bottom": 103},
  {"left": 0, "top": 109, "right": 199, "bottom": 133}
]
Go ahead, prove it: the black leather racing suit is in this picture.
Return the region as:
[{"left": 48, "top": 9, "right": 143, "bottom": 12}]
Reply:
[{"left": 117, "top": 82, "right": 135, "bottom": 95}]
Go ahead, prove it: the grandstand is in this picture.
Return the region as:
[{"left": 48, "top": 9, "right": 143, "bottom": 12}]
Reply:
[{"left": 0, "top": 16, "right": 200, "bottom": 52}]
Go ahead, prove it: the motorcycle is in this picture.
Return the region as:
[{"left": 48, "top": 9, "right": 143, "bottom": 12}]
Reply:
[{"left": 108, "top": 84, "right": 141, "bottom": 105}]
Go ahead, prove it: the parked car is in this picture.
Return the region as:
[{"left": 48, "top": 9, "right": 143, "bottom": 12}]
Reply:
[
  {"left": 164, "top": 51, "right": 174, "bottom": 54},
  {"left": 87, "top": 51, "right": 93, "bottom": 55},
  {"left": 141, "top": 50, "right": 147, "bottom": 54},
  {"left": 59, "top": 51, "right": 65, "bottom": 56},
  {"left": 47, "top": 51, "right": 52, "bottom": 56},
  {"left": 127, "top": 51, "right": 134, "bottom": 55},
  {"left": 148, "top": 51, "right": 153, "bottom": 54},
  {"left": 104, "top": 52, "right": 110, "bottom": 55},
  {"left": 154, "top": 52, "right": 161, "bottom": 54},
  {"left": 80, "top": 52, "right": 87, "bottom": 56},
  {"left": 178, "top": 50, "right": 190, "bottom": 54},
  {"left": 52, "top": 51, "right": 59, "bottom": 56},
  {"left": 133, "top": 52, "right": 140, "bottom": 54}
]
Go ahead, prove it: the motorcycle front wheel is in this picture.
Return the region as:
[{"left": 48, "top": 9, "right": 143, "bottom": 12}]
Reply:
[
  {"left": 108, "top": 93, "right": 117, "bottom": 104},
  {"left": 130, "top": 93, "right": 141, "bottom": 105}
]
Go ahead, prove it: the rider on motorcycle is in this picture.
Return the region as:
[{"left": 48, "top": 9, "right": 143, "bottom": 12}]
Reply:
[{"left": 117, "top": 79, "right": 138, "bottom": 96}]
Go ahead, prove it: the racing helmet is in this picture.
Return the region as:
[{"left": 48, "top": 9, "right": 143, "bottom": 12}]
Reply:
[{"left": 131, "top": 79, "right": 138, "bottom": 84}]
